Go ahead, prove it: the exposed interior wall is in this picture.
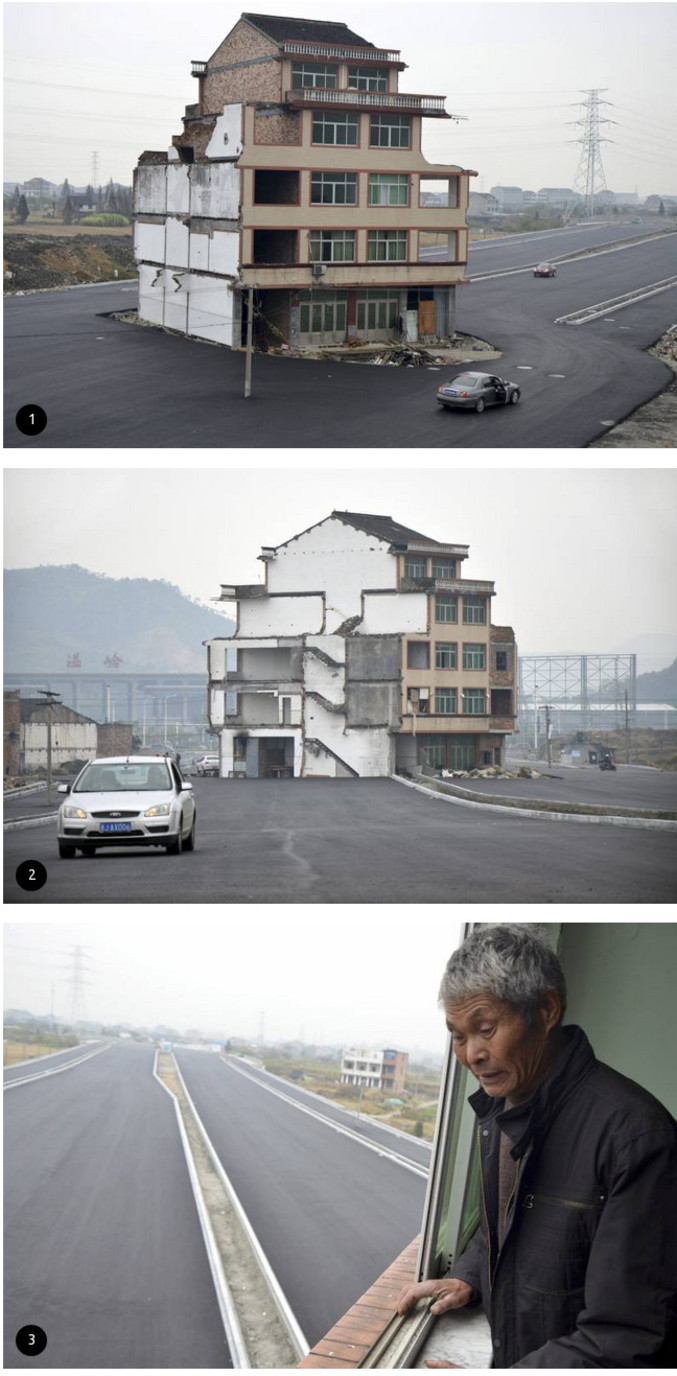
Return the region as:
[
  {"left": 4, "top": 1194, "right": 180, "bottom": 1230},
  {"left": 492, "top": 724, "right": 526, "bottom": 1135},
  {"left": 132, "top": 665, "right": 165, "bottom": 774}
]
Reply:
[
  {"left": 268, "top": 516, "right": 396, "bottom": 631},
  {"left": 238, "top": 595, "right": 324, "bottom": 637},
  {"left": 361, "top": 591, "right": 428, "bottom": 635}
]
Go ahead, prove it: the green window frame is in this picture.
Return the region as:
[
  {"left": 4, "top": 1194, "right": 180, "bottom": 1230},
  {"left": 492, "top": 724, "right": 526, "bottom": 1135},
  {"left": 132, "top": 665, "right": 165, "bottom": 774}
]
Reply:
[
  {"left": 298, "top": 292, "right": 348, "bottom": 335},
  {"left": 436, "top": 594, "right": 458, "bottom": 623},
  {"left": 436, "top": 642, "right": 457, "bottom": 670},
  {"left": 370, "top": 114, "right": 411, "bottom": 148},
  {"left": 348, "top": 66, "right": 388, "bottom": 91},
  {"left": 369, "top": 174, "right": 409, "bottom": 206},
  {"left": 292, "top": 62, "right": 338, "bottom": 89},
  {"left": 405, "top": 556, "right": 427, "bottom": 578},
  {"left": 463, "top": 644, "right": 486, "bottom": 671},
  {"left": 356, "top": 290, "right": 400, "bottom": 331},
  {"left": 311, "top": 172, "right": 357, "bottom": 205},
  {"left": 309, "top": 230, "right": 356, "bottom": 263},
  {"left": 463, "top": 597, "right": 486, "bottom": 624},
  {"left": 367, "top": 230, "right": 407, "bottom": 262},
  {"left": 436, "top": 688, "right": 457, "bottom": 715},
  {"left": 432, "top": 558, "right": 456, "bottom": 578},
  {"left": 420, "top": 735, "right": 446, "bottom": 768},
  {"left": 463, "top": 689, "right": 486, "bottom": 715},
  {"left": 312, "top": 112, "right": 359, "bottom": 146}
]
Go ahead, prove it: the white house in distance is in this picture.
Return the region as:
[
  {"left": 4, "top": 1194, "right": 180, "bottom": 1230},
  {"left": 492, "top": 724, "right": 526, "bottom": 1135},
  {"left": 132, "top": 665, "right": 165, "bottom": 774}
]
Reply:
[
  {"left": 206, "top": 510, "right": 517, "bottom": 779},
  {"left": 341, "top": 1047, "right": 408, "bottom": 1093}
]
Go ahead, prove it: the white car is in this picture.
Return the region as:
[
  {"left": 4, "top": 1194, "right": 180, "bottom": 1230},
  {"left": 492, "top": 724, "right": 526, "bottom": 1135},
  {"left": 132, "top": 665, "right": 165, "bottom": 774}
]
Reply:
[
  {"left": 57, "top": 756, "right": 196, "bottom": 858},
  {"left": 195, "top": 754, "right": 220, "bottom": 776}
]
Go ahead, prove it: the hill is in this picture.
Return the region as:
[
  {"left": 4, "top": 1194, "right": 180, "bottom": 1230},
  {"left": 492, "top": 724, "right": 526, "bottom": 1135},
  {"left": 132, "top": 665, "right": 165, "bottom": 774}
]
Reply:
[
  {"left": 636, "top": 657, "right": 677, "bottom": 702},
  {"left": 3, "top": 565, "right": 234, "bottom": 672}
]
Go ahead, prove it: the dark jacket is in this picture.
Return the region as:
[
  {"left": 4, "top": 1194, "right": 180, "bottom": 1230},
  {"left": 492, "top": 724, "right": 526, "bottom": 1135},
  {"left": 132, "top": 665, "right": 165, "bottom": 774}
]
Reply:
[{"left": 451, "top": 1026, "right": 676, "bottom": 1367}]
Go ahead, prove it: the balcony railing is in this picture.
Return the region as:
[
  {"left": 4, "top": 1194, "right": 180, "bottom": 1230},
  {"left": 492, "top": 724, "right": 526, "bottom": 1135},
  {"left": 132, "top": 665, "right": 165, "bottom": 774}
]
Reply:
[
  {"left": 286, "top": 87, "right": 447, "bottom": 115},
  {"left": 281, "top": 41, "right": 402, "bottom": 63},
  {"left": 191, "top": 61, "right": 207, "bottom": 76}
]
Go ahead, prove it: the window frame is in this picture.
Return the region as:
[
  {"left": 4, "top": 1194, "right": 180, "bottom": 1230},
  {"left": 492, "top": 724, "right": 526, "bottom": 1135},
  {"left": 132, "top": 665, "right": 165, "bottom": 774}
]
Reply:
[
  {"left": 292, "top": 62, "right": 338, "bottom": 90},
  {"left": 462, "top": 644, "right": 486, "bottom": 671},
  {"left": 308, "top": 229, "right": 356, "bottom": 264},
  {"left": 435, "top": 687, "right": 458, "bottom": 715},
  {"left": 435, "top": 642, "right": 457, "bottom": 670},
  {"left": 431, "top": 558, "right": 456, "bottom": 579},
  {"left": 462, "top": 688, "right": 486, "bottom": 715},
  {"left": 463, "top": 596, "right": 487, "bottom": 625},
  {"left": 310, "top": 171, "right": 358, "bottom": 206},
  {"left": 348, "top": 66, "right": 388, "bottom": 92},
  {"left": 312, "top": 111, "right": 359, "bottom": 146},
  {"left": 370, "top": 114, "right": 412, "bottom": 148},
  {"left": 367, "top": 229, "right": 408, "bottom": 263},
  {"left": 369, "top": 173, "right": 410, "bottom": 207},
  {"left": 435, "top": 594, "right": 458, "bottom": 624}
]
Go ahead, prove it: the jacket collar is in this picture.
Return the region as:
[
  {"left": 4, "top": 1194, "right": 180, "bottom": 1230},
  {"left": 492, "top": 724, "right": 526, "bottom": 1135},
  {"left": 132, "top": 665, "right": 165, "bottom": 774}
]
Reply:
[{"left": 468, "top": 1024, "right": 597, "bottom": 1158}]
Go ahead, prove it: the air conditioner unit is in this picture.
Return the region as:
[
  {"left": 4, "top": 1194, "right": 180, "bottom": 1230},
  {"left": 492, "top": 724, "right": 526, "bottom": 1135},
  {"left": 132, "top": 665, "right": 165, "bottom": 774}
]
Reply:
[{"left": 311, "top": 262, "right": 327, "bottom": 277}]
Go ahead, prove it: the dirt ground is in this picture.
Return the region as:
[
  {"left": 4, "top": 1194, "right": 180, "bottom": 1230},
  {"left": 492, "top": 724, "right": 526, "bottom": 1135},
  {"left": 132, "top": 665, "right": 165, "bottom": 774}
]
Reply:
[
  {"left": 3, "top": 230, "right": 135, "bottom": 291},
  {"left": 589, "top": 324, "right": 677, "bottom": 448}
]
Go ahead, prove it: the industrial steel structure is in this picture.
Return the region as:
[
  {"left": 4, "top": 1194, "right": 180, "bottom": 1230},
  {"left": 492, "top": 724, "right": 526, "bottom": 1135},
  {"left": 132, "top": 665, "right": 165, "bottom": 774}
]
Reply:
[{"left": 518, "top": 653, "right": 637, "bottom": 744}]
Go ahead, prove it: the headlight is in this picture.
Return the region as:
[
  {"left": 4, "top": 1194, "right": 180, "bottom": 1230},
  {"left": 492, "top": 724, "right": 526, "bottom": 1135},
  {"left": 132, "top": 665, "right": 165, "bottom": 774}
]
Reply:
[
  {"left": 144, "top": 803, "right": 171, "bottom": 817},
  {"left": 63, "top": 806, "right": 87, "bottom": 819}
]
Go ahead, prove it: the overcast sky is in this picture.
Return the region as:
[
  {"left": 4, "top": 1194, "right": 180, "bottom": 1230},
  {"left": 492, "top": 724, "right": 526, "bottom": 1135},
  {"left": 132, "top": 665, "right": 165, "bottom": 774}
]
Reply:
[
  {"left": 4, "top": 916, "right": 466, "bottom": 1050},
  {"left": 4, "top": 467, "right": 677, "bottom": 661},
  {"left": 4, "top": 1, "right": 676, "bottom": 194}
]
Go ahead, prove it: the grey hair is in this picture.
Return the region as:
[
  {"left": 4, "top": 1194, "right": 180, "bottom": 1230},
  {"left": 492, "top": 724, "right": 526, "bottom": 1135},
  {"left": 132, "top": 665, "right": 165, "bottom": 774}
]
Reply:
[{"left": 439, "top": 924, "right": 567, "bottom": 1026}]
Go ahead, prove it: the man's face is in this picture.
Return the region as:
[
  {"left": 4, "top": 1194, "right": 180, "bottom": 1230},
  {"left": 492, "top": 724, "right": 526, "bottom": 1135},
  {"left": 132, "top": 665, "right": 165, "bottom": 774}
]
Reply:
[{"left": 445, "top": 992, "right": 555, "bottom": 1102}]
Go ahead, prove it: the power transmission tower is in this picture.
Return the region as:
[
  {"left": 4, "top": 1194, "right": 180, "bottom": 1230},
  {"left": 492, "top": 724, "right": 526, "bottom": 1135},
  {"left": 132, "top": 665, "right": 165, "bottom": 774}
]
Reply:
[
  {"left": 565, "top": 89, "right": 615, "bottom": 221},
  {"left": 63, "top": 945, "right": 93, "bottom": 1028}
]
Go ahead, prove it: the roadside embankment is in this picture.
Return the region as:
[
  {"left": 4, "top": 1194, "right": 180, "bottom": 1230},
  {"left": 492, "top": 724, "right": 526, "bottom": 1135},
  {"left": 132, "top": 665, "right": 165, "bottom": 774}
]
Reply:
[
  {"left": 4, "top": 232, "right": 135, "bottom": 292},
  {"left": 394, "top": 772, "right": 677, "bottom": 830}
]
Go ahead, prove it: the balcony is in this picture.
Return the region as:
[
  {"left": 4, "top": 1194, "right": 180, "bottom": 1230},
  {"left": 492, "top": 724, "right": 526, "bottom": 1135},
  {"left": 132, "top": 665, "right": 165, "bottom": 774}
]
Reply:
[
  {"left": 286, "top": 87, "right": 449, "bottom": 116},
  {"left": 281, "top": 40, "right": 404, "bottom": 66},
  {"left": 191, "top": 61, "right": 207, "bottom": 76}
]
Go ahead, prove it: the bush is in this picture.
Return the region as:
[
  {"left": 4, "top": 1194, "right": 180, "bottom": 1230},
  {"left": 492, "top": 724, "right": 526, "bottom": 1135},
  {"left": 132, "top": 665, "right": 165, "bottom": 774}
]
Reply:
[
  {"left": 80, "top": 214, "right": 130, "bottom": 226},
  {"left": 413, "top": 1120, "right": 424, "bottom": 1137}
]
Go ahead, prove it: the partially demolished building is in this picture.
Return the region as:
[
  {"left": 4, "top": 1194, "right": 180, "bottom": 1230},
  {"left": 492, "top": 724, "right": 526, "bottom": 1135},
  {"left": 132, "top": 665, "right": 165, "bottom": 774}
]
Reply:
[
  {"left": 132, "top": 11, "right": 473, "bottom": 348},
  {"left": 206, "top": 511, "right": 517, "bottom": 778}
]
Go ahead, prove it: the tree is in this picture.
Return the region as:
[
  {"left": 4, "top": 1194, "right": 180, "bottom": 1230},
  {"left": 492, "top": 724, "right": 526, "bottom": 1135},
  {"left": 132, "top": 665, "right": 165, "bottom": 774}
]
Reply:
[
  {"left": 62, "top": 195, "right": 75, "bottom": 224},
  {"left": 17, "top": 194, "right": 29, "bottom": 224},
  {"left": 9, "top": 186, "right": 21, "bottom": 217},
  {"left": 84, "top": 184, "right": 95, "bottom": 206},
  {"left": 59, "top": 178, "right": 71, "bottom": 205},
  {"left": 105, "top": 177, "right": 118, "bottom": 212},
  {"left": 658, "top": 199, "right": 665, "bottom": 216}
]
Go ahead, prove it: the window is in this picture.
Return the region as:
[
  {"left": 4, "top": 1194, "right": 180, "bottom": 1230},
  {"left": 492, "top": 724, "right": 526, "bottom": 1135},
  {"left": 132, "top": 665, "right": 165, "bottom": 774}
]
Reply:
[
  {"left": 463, "top": 644, "right": 486, "bottom": 671},
  {"left": 407, "top": 641, "right": 430, "bottom": 669},
  {"left": 369, "top": 174, "right": 409, "bottom": 206},
  {"left": 436, "top": 688, "right": 457, "bottom": 714},
  {"left": 405, "top": 556, "right": 427, "bottom": 579},
  {"left": 407, "top": 687, "right": 429, "bottom": 715},
  {"left": 309, "top": 230, "right": 355, "bottom": 263},
  {"left": 419, "top": 230, "right": 458, "bottom": 263},
  {"left": 368, "top": 230, "right": 407, "bottom": 262},
  {"left": 463, "top": 596, "right": 486, "bottom": 624},
  {"left": 298, "top": 292, "right": 347, "bottom": 335},
  {"left": 436, "top": 642, "right": 457, "bottom": 670},
  {"left": 495, "top": 650, "right": 508, "bottom": 671},
  {"left": 371, "top": 114, "right": 411, "bottom": 148},
  {"left": 349, "top": 66, "right": 388, "bottom": 91},
  {"left": 419, "top": 177, "right": 459, "bottom": 208},
  {"left": 436, "top": 594, "right": 458, "bottom": 623},
  {"left": 356, "top": 290, "right": 400, "bottom": 331},
  {"left": 420, "top": 736, "right": 446, "bottom": 768},
  {"left": 292, "top": 62, "right": 337, "bottom": 89},
  {"left": 311, "top": 171, "right": 357, "bottom": 205},
  {"left": 432, "top": 558, "right": 455, "bottom": 579},
  {"left": 313, "top": 112, "right": 358, "bottom": 145},
  {"left": 463, "top": 688, "right": 486, "bottom": 715}
]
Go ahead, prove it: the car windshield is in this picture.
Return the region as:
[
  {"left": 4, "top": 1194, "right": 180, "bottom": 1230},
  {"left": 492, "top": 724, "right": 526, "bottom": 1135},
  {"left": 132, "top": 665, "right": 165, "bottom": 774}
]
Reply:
[
  {"left": 537, "top": 263, "right": 551, "bottom": 269},
  {"left": 450, "top": 374, "right": 481, "bottom": 387},
  {"left": 74, "top": 762, "right": 173, "bottom": 793}
]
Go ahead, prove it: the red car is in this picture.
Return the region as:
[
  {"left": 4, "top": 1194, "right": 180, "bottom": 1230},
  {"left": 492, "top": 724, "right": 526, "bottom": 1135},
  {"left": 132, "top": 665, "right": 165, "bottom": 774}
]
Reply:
[{"left": 533, "top": 262, "right": 557, "bottom": 277}]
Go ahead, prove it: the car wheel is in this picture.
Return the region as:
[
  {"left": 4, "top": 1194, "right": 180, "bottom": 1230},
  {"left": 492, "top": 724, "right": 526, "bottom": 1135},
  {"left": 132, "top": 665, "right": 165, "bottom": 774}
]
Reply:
[
  {"left": 510, "top": 390, "right": 520, "bottom": 404},
  {"left": 79, "top": 847, "right": 97, "bottom": 856},
  {"left": 475, "top": 398, "right": 485, "bottom": 414},
  {"left": 166, "top": 823, "right": 183, "bottom": 856},
  {"left": 58, "top": 843, "right": 76, "bottom": 859},
  {"left": 184, "top": 817, "right": 196, "bottom": 852}
]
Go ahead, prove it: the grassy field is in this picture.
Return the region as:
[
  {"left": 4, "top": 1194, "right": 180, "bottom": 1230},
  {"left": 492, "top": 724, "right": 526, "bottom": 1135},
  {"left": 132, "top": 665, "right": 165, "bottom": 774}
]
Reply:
[
  {"left": 4, "top": 216, "right": 132, "bottom": 238},
  {"left": 3, "top": 1041, "right": 71, "bottom": 1066},
  {"left": 263, "top": 1056, "right": 442, "bottom": 1141}
]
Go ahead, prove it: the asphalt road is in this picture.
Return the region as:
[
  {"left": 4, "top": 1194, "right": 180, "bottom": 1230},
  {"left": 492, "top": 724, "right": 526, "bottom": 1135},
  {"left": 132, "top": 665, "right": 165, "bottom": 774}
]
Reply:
[
  {"left": 465, "top": 221, "right": 670, "bottom": 274},
  {"left": 225, "top": 1058, "right": 432, "bottom": 1171},
  {"left": 5, "top": 778, "right": 676, "bottom": 904},
  {"left": 456, "top": 763, "right": 677, "bottom": 811},
  {"left": 4, "top": 227, "right": 676, "bottom": 449},
  {"left": 174, "top": 1050, "right": 427, "bottom": 1346},
  {"left": 3, "top": 1042, "right": 230, "bottom": 1369},
  {"left": 3, "top": 1040, "right": 105, "bottom": 1085}
]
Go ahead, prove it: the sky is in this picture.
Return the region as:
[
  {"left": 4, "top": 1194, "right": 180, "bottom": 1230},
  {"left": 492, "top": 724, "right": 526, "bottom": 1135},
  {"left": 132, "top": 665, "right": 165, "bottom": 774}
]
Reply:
[
  {"left": 4, "top": 0, "right": 676, "bottom": 195},
  {"left": 3, "top": 915, "right": 465, "bottom": 1050},
  {"left": 4, "top": 467, "right": 677, "bottom": 662}
]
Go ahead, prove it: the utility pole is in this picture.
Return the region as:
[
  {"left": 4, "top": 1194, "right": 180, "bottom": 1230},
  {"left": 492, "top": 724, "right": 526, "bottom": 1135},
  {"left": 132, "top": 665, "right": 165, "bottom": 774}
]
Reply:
[
  {"left": 565, "top": 89, "right": 615, "bottom": 221},
  {"left": 624, "top": 688, "right": 631, "bottom": 764},
  {"left": 38, "top": 689, "right": 61, "bottom": 805},
  {"left": 544, "top": 703, "right": 553, "bottom": 766},
  {"left": 244, "top": 285, "right": 254, "bottom": 398}
]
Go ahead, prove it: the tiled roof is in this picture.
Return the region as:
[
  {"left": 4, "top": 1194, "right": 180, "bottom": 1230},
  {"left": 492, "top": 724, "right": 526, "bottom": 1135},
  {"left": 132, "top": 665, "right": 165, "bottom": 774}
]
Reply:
[
  {"left": 20, "top": 699, "right": 97, "bottom": 726},
  {"left": 332, "top": 510, "right": 444, "bottom": 547},
  {"left": 242, "top": 12, "right": 375, "bottom": 47}
]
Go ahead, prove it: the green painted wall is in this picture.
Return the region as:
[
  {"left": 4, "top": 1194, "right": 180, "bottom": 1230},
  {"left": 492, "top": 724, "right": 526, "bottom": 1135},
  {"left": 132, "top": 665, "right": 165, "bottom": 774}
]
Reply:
[{"left": 558, "top": 922, "right": 676, "bottom": 1116}]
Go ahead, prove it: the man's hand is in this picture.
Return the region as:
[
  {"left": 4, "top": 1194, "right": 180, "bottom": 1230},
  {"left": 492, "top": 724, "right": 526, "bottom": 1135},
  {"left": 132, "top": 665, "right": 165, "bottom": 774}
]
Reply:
[{"left": 396, "top": 1277, "right": 473, "bottom": 1317}]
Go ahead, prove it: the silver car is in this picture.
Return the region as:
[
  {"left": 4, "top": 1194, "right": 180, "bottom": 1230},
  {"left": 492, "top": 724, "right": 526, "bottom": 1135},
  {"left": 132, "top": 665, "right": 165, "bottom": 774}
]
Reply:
[{"left": 57, "top": 756, "right": 196, "bottom": 858}]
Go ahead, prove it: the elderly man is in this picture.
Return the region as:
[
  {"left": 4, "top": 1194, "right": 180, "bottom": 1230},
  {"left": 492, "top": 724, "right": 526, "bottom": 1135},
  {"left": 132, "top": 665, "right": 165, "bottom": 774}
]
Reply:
[{"left": 398, "top": 925, "right": 676, "bottom": 1368}]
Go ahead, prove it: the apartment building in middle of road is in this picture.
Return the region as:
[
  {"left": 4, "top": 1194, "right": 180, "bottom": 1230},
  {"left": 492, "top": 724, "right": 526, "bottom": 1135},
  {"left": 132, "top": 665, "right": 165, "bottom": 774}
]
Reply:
[{"left": 206, "top": 510, "right": 517, "bottom": 779}]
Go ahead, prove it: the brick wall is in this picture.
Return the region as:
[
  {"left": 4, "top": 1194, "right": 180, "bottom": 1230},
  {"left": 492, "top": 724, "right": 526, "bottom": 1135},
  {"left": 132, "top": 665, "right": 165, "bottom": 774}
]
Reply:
[
  {"left": 203, "top": 18, "right": 281, "bottom": 111},
  {"left": 97, "top": 723, "right": 134, "bottom": 757},
  {"left": 254, "top": 109, "right": 301, "bottom": 144}
]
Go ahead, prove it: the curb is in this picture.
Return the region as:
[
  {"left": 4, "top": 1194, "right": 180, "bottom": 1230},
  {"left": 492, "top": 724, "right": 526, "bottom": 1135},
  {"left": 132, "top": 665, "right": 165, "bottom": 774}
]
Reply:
[
  {"left": 4, "top": 813, "right": 58, "bottom": 830},
  {"left": 3, "top": 783, "right": 47, "bottom": 799},
  {"left": 392, "top": 775, "right": 677, "bottom": 831}
]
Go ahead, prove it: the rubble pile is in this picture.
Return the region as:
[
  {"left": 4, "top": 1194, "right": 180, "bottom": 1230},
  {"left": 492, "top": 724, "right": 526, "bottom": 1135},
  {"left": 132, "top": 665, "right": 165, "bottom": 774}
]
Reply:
[
  {"left": 441, "top": 765, "right": 544, "bottom": 780},
  {"left": 4, "top": 234, "right": 135, "bottom": 292}
]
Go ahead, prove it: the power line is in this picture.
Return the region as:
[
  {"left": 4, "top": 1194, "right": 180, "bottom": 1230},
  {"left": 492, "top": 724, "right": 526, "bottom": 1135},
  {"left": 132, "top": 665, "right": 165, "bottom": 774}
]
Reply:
[{"left": 4, "top": 77, "right": 180, "bottom": 101}]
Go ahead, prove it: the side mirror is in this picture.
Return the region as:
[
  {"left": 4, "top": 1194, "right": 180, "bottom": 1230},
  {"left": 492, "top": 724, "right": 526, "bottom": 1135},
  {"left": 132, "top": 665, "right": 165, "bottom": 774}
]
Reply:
[
  {"left": 57, "top": 783, "right": 71, "bottom": 794},
  {"left": 181, "top": 780, "right": 194, "bottom": 791}
]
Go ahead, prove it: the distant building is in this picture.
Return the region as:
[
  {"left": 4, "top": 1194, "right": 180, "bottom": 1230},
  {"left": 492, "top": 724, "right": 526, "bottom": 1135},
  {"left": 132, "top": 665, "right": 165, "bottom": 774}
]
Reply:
[
  {"left": 19, "top": 699, "right": 98, "bottom": 772},
  {"left": 490, "top": 185, "right": 524, "bottom": 211},
  {"left": 536, "top": 187, "right": 573, "bottom": 208},
  {"left": 341, "top": 1046, "right": 408, "bottom": 1092},
  {"left": 468, "top": 191, "right": 499, "bottom": 217}
]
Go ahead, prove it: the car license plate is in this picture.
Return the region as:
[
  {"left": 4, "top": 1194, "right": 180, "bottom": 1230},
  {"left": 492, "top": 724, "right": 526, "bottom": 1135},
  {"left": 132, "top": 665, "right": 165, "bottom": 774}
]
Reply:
[{"left": 100, "top": 822, "right": 132, "bottom": 833}]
